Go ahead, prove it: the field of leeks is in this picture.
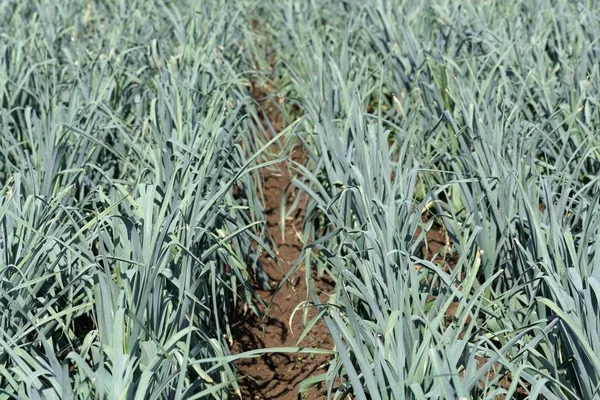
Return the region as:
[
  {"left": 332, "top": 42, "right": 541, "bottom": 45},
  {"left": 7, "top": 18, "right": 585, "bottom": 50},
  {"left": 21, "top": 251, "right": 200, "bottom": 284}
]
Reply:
[
  {"left": 250, "top": 0, "right": 600, "bottom": 398},
  {"left": 1, "top": 0, "right": 599, "bottom": 399},
  {"left": 0, "top": 1, "right": 273, "bottom": 398}
]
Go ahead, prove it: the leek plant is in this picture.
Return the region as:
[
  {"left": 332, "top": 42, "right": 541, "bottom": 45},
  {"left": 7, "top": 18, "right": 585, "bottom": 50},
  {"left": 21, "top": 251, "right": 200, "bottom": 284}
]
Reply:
[
  {"left": 0, "top": 0, "right": 272, "bottom": 398},
  {"left": 249, "top": 0, "right": 600, "bottom": 398}
]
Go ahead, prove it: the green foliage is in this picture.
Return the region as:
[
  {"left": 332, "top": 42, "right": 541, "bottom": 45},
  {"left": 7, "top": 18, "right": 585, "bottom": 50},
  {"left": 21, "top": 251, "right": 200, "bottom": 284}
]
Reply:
[
  {"left": 248, "top": 0, "right": 600, "bottom": 398},
  {"left": 0, "top": 0, "right": 268, "bottom": 398},
  {"left": 2, "top": 0, "right": 600, "bottom": 399}
]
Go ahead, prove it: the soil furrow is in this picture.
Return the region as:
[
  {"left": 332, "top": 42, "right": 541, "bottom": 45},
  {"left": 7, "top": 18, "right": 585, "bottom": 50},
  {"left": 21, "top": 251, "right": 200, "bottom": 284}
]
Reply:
[{"left": 231, "top": 85, "right": 334, "bottom": 399}]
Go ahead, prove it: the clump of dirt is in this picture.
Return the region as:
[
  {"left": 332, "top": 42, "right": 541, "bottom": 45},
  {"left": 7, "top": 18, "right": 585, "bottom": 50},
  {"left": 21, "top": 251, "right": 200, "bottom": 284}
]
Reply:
[{"left": 230, "top": 83, "right": 335, "bottom": 399}]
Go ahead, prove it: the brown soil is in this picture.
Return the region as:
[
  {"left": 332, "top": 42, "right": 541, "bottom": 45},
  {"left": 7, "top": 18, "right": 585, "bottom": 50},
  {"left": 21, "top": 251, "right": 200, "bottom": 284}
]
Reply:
[{"left": 230, "top": 84, "right": 335, "bottom": 399}]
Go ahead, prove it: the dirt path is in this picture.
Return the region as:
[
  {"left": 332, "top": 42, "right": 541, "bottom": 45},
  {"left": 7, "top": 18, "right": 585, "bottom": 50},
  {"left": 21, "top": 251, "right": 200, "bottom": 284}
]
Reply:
[{"left": 230, "top": 85, "right": 335, "bottom": 399}]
